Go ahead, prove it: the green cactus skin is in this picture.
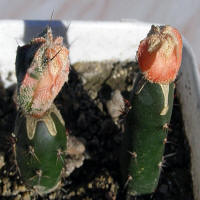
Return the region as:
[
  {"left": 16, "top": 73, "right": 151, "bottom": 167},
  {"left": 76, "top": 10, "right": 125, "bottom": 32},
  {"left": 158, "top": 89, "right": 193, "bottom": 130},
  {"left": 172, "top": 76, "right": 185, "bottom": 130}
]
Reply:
[
  {"left": 120, "top": 75, "right": 174, "bottom": 196},
  {"left": 14, "top": 104, "right": 67, "bottom": 194}
]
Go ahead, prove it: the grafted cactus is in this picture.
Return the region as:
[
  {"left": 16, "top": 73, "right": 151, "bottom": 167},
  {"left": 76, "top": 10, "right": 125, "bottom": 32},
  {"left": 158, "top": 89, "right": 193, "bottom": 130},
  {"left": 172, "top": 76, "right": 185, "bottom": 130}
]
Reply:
[
  {"left": 14, "top": 27, "right": 69, "bottom": 194},
  {"left": 120, "top": 25, "right": 183, "bottom": 197}
]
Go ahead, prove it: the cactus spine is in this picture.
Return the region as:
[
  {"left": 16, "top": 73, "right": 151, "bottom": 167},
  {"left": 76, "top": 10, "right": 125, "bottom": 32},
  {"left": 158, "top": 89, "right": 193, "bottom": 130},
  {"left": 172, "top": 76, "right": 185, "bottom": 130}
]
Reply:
[
  {"left": 14, "top": 27, "right": 69, "bottom": 194},
  {"left": 120, "top": 25, "right": 183, "bottom": 196}
]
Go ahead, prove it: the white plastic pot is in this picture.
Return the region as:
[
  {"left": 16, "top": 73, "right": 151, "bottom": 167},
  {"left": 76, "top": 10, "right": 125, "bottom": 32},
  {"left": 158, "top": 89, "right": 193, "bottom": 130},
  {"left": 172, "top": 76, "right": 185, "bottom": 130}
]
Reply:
[{"left": 0, "top": 20, "right": 199, "bottom": 199}]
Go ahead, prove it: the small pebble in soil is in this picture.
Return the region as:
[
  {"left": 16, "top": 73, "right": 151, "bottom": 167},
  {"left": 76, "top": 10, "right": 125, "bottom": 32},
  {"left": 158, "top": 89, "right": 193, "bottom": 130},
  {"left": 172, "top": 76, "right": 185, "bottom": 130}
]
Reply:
[
  {"left": 106, "top": 89, "right": 125, "bottom": 122},
  {"left": 0, "top": 152, "right": 5, "bottom": 170}
]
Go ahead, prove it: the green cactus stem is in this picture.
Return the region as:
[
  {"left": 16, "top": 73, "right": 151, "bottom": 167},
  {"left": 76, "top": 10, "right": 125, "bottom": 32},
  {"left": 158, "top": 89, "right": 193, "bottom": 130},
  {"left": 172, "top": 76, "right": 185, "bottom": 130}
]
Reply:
[
  {"left": 120, "top": 76, "right": 174, "bottom": 196},
  {"left": 14, "top": 104, "right": 67, "bottom": 194}
]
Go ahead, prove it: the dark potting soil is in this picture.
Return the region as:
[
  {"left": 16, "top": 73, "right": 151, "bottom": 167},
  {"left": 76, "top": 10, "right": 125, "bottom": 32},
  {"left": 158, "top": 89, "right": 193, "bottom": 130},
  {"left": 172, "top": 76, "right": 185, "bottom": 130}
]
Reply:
[{"left": 0, "top": 61, "right": 194, "bottom": 200}]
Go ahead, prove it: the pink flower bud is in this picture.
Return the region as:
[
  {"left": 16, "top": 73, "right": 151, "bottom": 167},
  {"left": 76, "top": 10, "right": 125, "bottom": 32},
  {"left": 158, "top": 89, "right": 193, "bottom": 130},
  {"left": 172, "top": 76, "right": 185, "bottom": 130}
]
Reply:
[{"left": 16, "top": 27, "right": 70, "bottom": 118}]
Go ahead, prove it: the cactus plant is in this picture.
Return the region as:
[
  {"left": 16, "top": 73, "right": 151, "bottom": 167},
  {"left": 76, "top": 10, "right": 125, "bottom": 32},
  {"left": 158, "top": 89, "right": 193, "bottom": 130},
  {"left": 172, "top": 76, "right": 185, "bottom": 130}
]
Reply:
[
  {"left": 14, "top": 27, "right": 69, "bottom": 194},
  {"left": 12, "top": 23, "right": 184, "bottom": 197},
  {"left": 120, "top": 25, "right": 183, "bottom": 196}
]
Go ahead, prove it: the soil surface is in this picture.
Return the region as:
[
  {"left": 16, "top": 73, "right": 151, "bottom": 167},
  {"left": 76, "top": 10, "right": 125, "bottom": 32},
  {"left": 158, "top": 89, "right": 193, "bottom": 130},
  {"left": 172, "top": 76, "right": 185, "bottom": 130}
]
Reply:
[{"left": 0, "top": 61, "right": 194, "bottom": 200}]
